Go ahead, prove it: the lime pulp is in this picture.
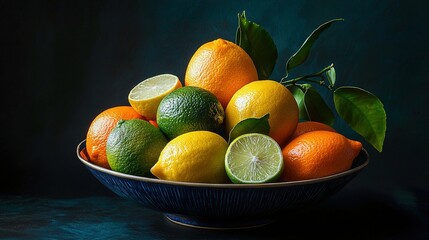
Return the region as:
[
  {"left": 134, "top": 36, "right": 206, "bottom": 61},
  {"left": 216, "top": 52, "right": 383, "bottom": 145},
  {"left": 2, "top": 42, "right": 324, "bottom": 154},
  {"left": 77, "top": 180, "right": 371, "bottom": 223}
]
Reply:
[{"left": 225, "top": 133, "right": 284, "bottom": 184}]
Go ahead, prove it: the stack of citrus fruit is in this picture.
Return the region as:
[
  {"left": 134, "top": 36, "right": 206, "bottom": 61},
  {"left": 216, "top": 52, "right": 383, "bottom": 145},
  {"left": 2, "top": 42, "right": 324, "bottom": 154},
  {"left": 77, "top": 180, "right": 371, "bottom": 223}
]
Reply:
[
  {"left": 83, "top": 38, "right": 362, "bottom": 184},
  {"left": 85, "top": 106, "right": 145, "bottom": 169}
]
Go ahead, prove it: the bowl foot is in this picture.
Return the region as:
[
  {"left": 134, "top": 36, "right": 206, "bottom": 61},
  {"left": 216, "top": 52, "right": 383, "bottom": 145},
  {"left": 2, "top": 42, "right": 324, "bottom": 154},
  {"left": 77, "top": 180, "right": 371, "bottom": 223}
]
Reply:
[{"left": 165, "top": 213, "right": 275, "bottom": 229}]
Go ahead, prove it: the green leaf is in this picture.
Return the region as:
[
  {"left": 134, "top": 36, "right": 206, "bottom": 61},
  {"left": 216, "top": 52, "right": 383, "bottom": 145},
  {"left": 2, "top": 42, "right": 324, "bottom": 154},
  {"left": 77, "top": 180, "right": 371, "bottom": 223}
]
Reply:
[
  {"left": 287, "top": 84, "right": 311, "bottom": 121},
  {"left": 228, "top": 114, "right": 270, "bottom": 143},
  {"left": 326, "top": 67, "right": 336, "bottom": 87},
  {"left": 236, "top": 11, "right": 278, "bottom": 79},
  {"left": 334, "top": 86, "right": 386, "bottom": 152},
  {"left": 285, "top": 18, "right": 344, "bottom": 76},
  {"left": 303, "top": 87, "right": 335, "bottom": 126}
]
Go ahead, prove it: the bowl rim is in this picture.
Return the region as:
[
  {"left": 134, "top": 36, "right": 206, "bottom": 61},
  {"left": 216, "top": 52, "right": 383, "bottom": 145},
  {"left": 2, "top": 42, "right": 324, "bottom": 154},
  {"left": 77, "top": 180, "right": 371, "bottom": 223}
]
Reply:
[{"left": 76, "top": 139, "right": 369, "bottom": 189}]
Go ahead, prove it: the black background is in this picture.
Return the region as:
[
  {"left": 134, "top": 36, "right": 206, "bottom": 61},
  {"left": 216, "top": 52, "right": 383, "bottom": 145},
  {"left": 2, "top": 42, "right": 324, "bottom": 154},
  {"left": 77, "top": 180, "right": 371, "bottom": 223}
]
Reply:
[{"left": 1, "top": 0, "right": 428, "bottom": 200}]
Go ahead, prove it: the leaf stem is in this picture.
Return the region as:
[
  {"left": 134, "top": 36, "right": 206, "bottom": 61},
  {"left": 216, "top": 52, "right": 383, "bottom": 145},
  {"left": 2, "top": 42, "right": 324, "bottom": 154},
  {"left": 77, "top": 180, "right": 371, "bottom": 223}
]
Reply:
[{"left": 280, "top": 63, "right": 334, "bottom": 90}]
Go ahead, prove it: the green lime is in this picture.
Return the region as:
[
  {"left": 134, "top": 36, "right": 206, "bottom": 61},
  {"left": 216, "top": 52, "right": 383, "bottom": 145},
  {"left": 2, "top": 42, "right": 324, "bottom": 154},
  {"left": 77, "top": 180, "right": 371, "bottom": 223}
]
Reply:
[
  {"left": 156, "top": 86, "right": 224, "bottom": 139},
  {"left": 128, "top": 74, "right": 182, "bottom": 120},
  {"left": 106, "top": 119, "right": 168, "bottom": 177},
  {"left": 225, "top": 133, "right": 284, "bottom": 184}
]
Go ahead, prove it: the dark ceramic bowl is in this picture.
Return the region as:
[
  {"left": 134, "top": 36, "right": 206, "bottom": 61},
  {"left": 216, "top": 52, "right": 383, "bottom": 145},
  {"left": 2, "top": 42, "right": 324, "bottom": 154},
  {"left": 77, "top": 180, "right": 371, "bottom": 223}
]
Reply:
[{"left": 77, "top": 140, "right": 369, "bottom": 229}]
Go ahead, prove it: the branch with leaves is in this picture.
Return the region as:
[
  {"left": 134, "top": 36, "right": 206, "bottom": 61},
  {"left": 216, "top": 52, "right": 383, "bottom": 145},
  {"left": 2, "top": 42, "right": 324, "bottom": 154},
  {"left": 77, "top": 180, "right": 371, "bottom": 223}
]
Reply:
[{"left": 235, "top": 11, "right": 386, "bottom": 152}]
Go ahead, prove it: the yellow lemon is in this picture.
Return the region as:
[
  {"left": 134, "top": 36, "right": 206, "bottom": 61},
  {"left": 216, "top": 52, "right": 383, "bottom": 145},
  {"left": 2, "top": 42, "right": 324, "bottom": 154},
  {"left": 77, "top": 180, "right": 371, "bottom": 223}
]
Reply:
[
  {"left": 225, "top": 80, "right": 299, "bottom": 147},
  {"left": 151, "top": 131, "right": 228, "bottom": 183}
]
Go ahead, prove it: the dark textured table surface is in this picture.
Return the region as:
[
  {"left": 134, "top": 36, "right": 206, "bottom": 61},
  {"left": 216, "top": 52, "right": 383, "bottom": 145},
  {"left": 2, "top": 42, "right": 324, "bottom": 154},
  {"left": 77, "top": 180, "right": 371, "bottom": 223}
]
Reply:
[
  {"left": 1, "top": 188, "right": 428, "bottom": 239},
  {"left": 1, "top": 1, "right": 428, "bottom": 239}
]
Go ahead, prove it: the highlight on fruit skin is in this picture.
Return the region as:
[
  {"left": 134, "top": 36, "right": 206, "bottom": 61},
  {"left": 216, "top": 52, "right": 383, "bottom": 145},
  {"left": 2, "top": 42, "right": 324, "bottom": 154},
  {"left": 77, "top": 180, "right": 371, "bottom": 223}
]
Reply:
[{"left": 281, "top": 130, "right": 362, "bottom": 181}]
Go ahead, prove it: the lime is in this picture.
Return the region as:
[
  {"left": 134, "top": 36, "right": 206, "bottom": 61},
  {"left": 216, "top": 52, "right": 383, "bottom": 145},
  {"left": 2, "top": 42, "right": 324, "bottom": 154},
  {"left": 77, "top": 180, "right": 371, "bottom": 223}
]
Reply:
[
  {"left": 225, "top": 133, "right": 284, "bottom": 184},
  {"left": 106, "top": 119, "right": 168, "bottom": 177},
  {"left": 151, "top": 131, "right": 229, "bottom": 183},
  {"left": 156, "top": 86, "right": 224, "bottom": 139},
  {"left": 128, "top": 74, "right": 182, "bottom": 120}
]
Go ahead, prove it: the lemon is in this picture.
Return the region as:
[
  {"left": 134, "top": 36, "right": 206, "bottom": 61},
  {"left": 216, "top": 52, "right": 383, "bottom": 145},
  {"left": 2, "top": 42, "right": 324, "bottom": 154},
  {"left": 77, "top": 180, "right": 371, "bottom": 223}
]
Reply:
[
  {"left": 128, "top": 74, "right": 182, "bottom": 120},
  {"left": 225, "top": 80, "right": 299, "bottom": 147},
  {"left": 150, "top": 131, "right": 229, "bottom": 183},
  {"left": 156, "top": 86, "right": 224, "bottom": 140},
  {"left": 106, "top": 119, "right": 168, "bottom": 177},
  {"left": 225, "top": 133, "right": 283, "bottom": 184}
]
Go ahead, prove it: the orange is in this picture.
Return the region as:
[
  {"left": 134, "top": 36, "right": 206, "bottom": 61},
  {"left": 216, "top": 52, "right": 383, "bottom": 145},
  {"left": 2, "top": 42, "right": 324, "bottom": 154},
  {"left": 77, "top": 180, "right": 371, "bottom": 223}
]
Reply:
[
  {"left": 291, "top": 121, "right": 336, "bottom": 139},
  {"left": 148, "top": 119, "right": 158, "bottom": 128},
  {"left": 184, "top": 38, "right": 258, "bottom": 108},
  {"left": 225, "top": 80, "right": 299, "bottom": 147},
  {"left": 281, "top": 130, "right": 362, "bottom": 181},
  {"left": 86, "top": 106, "right": 144, "bottom": 169}
]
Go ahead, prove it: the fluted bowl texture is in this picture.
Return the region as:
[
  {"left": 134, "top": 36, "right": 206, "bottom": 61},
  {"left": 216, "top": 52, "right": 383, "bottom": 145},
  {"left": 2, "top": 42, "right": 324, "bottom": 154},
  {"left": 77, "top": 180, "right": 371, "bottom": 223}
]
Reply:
[{"left": 76, "top": 139, "right": 369, "bottom": 229}]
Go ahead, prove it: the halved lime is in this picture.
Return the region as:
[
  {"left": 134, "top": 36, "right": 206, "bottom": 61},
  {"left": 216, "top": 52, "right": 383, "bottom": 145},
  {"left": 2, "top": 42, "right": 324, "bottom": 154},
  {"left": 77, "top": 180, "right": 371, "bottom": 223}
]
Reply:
[
  {"left": 225, "top": 133, "right": 284, "bottom": 184},
  {"left": 128, "top": 74, "right": 182, "bottom": 120}
]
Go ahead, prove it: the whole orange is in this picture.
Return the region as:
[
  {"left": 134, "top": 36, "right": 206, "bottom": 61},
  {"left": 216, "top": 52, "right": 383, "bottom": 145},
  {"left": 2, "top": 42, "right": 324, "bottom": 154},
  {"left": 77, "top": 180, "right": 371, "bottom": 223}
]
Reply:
[
  {"left": 86, "top": 106, "right": 144, "bottom": 169},
  {"left": 184, "top": 38, "right": 258, "bottom": 108},
  {"left": 291, "top": 121, "right": 336, "bottom": 139},
  {"left": 225, "top": 80, "right": 299, "bottom": 147},
  {"left": 281, "top": 130, "right": 362, "bottom": 181}
]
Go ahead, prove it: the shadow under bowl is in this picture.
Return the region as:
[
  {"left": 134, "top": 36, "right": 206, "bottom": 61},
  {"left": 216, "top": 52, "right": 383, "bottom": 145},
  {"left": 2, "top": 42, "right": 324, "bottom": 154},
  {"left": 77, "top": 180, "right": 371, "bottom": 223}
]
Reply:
[{"left": 76, "top": 140, "right": 369, "bottom": 229}]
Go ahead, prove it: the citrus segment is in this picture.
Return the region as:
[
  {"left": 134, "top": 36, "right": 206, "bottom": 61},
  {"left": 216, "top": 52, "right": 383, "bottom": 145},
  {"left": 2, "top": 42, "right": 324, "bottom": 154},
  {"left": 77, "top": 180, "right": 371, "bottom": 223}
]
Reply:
[
  {"left": 225, "top": 133, "right": 283, "bottom": 184},
  {"left": 128, "top": 74, "right": 182, "bottom": 120}
]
